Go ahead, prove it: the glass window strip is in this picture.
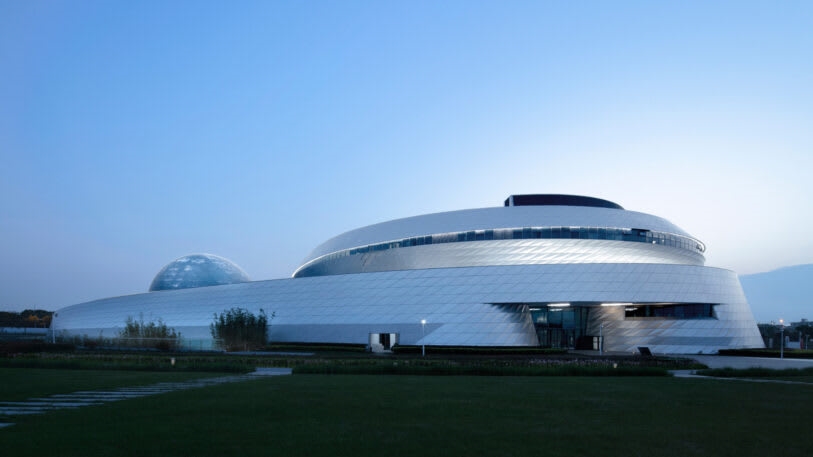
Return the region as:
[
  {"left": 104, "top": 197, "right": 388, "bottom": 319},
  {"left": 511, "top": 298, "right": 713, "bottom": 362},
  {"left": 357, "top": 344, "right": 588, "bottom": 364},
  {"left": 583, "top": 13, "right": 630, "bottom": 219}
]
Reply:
[
  {"left": 624, "top": 303, "right": 716, "bottom": 320},
  {"left": 311, "top": 226, "right": 706, "bottom": 266}
]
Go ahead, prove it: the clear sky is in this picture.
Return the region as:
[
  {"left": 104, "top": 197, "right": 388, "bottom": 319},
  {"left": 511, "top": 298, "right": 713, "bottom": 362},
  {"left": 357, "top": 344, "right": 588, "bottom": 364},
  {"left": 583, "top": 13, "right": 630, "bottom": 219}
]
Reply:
[{"left": 1, "top": 1, "right": 812, "bottom": 312}]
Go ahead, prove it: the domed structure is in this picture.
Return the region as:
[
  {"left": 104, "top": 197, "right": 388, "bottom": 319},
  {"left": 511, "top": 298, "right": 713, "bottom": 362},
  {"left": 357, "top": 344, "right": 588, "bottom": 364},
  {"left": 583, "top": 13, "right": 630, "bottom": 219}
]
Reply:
[{"left": 149, "top": 254, "right": 250, "bottom": 292}]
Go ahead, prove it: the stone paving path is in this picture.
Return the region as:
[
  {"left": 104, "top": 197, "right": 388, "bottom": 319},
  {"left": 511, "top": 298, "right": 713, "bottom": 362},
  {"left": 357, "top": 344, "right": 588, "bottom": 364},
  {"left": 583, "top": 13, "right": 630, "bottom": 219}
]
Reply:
[{"left": 0, "top": 367, "right": 292, "bottom": 428}]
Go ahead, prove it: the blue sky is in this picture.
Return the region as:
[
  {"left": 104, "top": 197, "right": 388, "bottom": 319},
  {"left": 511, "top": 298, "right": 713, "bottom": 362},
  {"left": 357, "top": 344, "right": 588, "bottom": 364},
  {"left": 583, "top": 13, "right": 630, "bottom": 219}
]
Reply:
[{"left": 1, "top": 1, "right": 812, "bottom": 314}]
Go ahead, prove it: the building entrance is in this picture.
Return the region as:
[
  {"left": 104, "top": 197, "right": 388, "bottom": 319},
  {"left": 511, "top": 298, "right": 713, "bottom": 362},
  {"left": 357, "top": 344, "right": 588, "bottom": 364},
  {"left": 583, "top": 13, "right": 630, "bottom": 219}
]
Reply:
[
  {"left": 368, "top": 332, "right": 398, "bottom": 352},
  {"left": 530, "top": 305, "right": 589, "bottom": 349},
  {"left": 536, "top": 328, "right": 576, "bottom": 348}
]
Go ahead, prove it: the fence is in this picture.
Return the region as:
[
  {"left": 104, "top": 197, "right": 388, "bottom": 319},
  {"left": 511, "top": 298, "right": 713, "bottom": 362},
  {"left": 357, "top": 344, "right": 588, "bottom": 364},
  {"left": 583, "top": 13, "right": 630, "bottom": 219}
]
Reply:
[
  {"left": 51, "top": 334, "right": 220, "bottom": 352},
  {"left": 0, "top": 327, "right": 49, "bottom": 342}
]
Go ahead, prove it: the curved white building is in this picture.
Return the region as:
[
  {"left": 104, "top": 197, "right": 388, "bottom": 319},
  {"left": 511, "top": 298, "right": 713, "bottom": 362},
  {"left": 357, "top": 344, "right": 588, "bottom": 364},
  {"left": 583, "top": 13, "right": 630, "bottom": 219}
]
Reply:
[{"left": 52, "top": 195, "right": 764, "bottom": 354}]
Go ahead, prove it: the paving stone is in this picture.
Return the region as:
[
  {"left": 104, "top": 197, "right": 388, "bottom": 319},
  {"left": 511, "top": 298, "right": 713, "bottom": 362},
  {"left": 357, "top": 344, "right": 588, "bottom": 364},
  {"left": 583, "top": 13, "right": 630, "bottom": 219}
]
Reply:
[
  {"left": 0, "top": 368, "right": 289, "bottom": 420},
  {"left": 251, "top": 367, "right": 293, "bottom": 376},
  {"left": 0, "top": 409, "right": 58, "bottom": 415}
]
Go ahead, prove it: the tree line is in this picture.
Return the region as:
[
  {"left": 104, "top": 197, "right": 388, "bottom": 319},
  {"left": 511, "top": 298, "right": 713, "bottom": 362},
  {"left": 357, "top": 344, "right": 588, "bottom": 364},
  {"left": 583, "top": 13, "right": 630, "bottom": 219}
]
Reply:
[{"left": 0, "top": 310, "right": 53, "bottom": 328}]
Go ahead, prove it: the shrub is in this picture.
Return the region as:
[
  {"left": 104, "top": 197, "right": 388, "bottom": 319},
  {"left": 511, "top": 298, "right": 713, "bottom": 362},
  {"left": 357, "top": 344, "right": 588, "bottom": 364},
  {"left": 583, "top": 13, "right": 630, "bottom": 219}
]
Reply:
[
  {"left": 0, "top": 341, "right": 75, "bottom": 356},
  {"left": 292, "top": 363, "right": 670, "bottom": 377},
  {"left": 391, "top": 345, "right": 568, "bottom": 355},
  {"left": 718, "top": 348, "right": 813, "bottom": 359},
  {"left": 264, "top": 342, "right": 367, "bottom": 353},
  {"left": 117, "top": 315, "right": 181, "bottom": 351},
  {"left": 210, "top": 308, "right": 273, "bottom": 351},
  {"left": 696, "top": 366, "right": 813, "bottom": 378}
]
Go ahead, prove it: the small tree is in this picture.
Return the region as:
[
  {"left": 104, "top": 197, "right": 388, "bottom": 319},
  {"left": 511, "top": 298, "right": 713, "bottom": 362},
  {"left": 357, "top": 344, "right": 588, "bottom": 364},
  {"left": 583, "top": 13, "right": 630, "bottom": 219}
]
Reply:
[
  {"left": 210, "top": 308, "right": 272, "bottom": 351},
  {"left": 118, "top": 315, "right": 181, "bottom": 351}
]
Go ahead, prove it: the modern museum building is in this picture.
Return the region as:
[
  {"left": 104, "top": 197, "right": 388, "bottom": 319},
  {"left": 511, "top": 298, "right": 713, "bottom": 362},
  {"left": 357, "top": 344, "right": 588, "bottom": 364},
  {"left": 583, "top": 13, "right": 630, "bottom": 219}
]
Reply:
[{"left": 52, "top": 194, "right": 764, "bottom": 354}]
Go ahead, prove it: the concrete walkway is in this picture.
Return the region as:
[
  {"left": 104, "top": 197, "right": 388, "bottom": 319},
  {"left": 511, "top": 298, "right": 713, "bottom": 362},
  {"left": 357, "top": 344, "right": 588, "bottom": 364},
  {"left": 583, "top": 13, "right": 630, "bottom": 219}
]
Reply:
[
  {"left": 249, "top": 367, "right": 294, "bottom": 376},
  {"left": 671, "top": 369, "right": 812, "bottom": 384},
  {"left": 0, "top": 367, "right": 292, "bottom": 428},
  {"left": 668, "top": 356, "right": 813, "bottom": 386},
  {"left": 689, "top": 355, "right": 813, "bottom": 370}
]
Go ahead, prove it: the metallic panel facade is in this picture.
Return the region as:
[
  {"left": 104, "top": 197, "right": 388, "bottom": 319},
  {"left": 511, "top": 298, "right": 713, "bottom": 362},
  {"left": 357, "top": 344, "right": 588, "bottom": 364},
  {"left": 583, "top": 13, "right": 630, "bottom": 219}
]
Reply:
[
  {"left": 53, "top": 264, "right": 763, "bottom": 354},
  {"left": 300, "top": 205, "right": 700, "bottom": 267},
  {"left": 295, "top": 239, "right": 706, "bottom": 277},
  {"left": 52, "top": 197, "right": 764, "bottom": 354}
]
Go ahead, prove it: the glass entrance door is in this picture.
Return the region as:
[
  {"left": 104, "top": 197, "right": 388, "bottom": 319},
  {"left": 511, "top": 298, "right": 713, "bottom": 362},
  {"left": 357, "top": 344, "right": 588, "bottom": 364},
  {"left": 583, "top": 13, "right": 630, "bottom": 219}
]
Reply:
[
  {"left": 530, "top": 305, "right": 588, "bottom": 349},
  {"left": 536, "top": 328, "right": 575, "bottom": 348}
]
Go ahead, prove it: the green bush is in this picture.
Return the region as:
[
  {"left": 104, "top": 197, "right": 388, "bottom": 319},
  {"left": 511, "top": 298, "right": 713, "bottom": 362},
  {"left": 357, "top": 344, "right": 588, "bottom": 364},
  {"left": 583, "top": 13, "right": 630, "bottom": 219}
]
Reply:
[
  {"left": 0, "top": 355, "right": 250, "bottom": 372},
  {"left": 293, "top": 362, "right": 670, "bottom": 377},
  {"left": 264, "top": 342, "right": 367, "bottom": 353},
  {"left": 391, "top": 345, "right": 568, "bottom": 355},
  {"left": 210, "top": 308, "right": 272, "bottom": 351},
  {"left": 718, "top": 348, "right": 813, "bottom": 359},
  {"left": 63, "top": 334, "right": 112, "bottom": 349},
  {"left": 696, "top": 366, "right": 813, "bottom": 378},
  {"left": 0, "top": 341, "right": 75, "bottom": 355}
]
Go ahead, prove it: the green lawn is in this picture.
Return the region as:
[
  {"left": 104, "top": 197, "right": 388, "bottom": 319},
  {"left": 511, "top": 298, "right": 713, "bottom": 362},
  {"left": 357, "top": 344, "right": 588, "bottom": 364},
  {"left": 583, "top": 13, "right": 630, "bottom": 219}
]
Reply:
[
  {"left": 0, "top": 368, "right": 223, "bottom": 401},
  {"left": 697, "top": 367, "right": 813, "bottom": 384},
  {"left": 760, "top": 376, "right": 813, "bottom": 383},
  {"left": 2, "top": 372, "right": 812, "bottom": 457}
]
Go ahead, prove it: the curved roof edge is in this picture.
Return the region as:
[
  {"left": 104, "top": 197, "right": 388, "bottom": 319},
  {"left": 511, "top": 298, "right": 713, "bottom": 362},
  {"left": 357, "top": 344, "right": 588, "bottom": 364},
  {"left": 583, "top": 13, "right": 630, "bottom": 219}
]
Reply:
[{"left": 297, "top": 204, "right": 697, "bottom": 270}]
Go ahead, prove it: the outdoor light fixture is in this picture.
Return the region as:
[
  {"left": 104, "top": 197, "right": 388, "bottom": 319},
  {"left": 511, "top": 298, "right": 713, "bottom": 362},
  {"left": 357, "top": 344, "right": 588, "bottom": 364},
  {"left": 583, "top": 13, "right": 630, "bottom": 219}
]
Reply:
[
  {"left": 599, "top": 323, "right": 604, "bottom": 356},
  {"left": 421, "top": 319, "right": 427, "bottom": 357},
  {"left": 548, "top": 303, "right": 571, "bottom": 308},
  {"left": 779, "top": 319, "right": 785, "bottom": 360}
]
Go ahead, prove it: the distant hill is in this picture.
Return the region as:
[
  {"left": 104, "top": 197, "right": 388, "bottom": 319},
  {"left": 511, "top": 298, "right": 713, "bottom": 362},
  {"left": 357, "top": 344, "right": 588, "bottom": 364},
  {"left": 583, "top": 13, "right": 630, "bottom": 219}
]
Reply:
[{"left": 740, "top": 264, "right": 813, "bottom": 324}]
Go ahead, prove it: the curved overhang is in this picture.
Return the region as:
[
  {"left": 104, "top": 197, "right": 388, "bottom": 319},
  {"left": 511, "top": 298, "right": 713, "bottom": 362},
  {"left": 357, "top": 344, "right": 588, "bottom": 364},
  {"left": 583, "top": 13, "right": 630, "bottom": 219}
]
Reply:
[
  {"left": 293, "top": 238, "right": 707, "bottom": 278},
  {"left": 296, "top": 205, "right": 700, "bottom": 274}
]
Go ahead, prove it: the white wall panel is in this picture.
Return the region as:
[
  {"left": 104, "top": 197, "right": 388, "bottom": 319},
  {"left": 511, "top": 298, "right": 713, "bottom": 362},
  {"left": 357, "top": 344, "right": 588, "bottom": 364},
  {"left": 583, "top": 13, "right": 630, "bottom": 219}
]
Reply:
[{"left": 54, "top": 263, "right": 763, "bottom": 354}]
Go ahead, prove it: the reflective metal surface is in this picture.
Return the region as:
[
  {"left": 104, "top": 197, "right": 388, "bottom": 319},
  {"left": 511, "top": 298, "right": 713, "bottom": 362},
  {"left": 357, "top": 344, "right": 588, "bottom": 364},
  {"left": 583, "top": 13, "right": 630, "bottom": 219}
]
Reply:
[
  {"left": 53, "top": 197, "right": 764, "bottom": 354},
  {"left": 54, "top": 263, "right": 763, "bottom": 354}
]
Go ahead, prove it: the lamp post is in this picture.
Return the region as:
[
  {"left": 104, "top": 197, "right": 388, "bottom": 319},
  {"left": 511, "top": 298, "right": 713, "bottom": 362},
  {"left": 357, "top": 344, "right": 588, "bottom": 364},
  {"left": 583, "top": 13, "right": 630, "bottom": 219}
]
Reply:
[
  {"left": 420, "top": 319, "right": 426, "bottom": 357},
  {"left": 779, "top": 319, "right": 785, "bottom": 360},
  {"left": 599, "top": 323, "right": 604, "bottom": 356}
]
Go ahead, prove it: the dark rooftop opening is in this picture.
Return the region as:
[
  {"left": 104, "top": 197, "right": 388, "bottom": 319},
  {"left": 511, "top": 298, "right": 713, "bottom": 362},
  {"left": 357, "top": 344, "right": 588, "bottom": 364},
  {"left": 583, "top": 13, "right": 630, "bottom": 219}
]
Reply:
[{"left": 504, "top": 194, "right": 623, "bottom": 210}]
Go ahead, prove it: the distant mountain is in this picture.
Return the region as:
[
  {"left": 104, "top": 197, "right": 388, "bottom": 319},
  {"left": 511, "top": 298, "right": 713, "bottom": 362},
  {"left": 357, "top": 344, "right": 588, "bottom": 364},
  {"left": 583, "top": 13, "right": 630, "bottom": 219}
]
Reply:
[{"left": 740, "top": 264, "right": 813, "bottom": 324}]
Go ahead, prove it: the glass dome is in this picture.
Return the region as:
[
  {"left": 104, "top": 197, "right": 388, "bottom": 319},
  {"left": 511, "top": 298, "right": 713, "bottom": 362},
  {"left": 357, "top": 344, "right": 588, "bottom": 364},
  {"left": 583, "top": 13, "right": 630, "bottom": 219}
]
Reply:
[{"left": 149, "top": 254, "right": 250, "bottom": 292}]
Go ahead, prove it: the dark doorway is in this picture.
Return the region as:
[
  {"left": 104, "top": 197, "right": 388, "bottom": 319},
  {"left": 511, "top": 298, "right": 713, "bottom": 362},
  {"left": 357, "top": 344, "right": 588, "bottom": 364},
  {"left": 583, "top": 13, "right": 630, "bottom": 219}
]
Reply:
[{"left": 379, "top": 333, "right": 391, "bottom": 349}]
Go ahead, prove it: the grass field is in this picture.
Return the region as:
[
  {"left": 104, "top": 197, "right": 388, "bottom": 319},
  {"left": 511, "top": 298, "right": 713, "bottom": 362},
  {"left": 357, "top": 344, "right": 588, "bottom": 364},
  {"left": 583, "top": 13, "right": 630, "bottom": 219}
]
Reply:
[
  {"left": 0, "top": 368, "right": 224, "bottom": 401},
  {"left": 762, "top": 376, "right": 813, "bottom": 383},
  {"left": 2, "top": 369, "right": 812, "bottom": 457},
  {"left": 697, "top": 366, "right": 813, "bottom": 384}
]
